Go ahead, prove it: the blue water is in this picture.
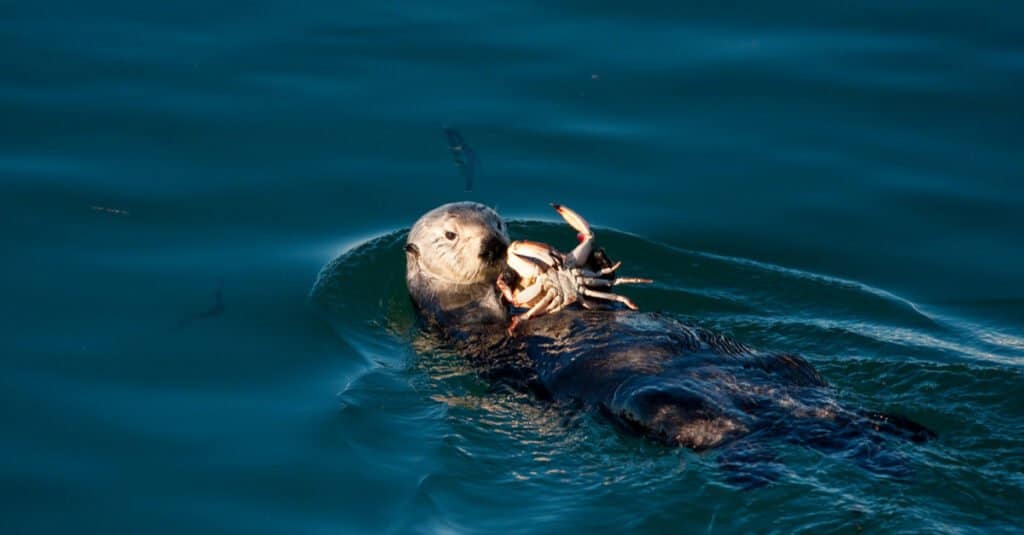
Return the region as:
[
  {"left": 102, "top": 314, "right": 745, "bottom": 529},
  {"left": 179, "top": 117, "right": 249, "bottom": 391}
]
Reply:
[{"left": 2, "top": 1, "right": 1022, "bottom": 533}]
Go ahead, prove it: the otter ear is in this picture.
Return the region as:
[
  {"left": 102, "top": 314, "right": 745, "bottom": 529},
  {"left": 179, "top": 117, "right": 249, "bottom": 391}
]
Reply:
[{"left": 405, "top": 243, "right": 419, "bottom": 257}]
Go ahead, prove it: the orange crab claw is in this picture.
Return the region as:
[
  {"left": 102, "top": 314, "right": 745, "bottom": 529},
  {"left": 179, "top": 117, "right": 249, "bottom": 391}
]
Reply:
[{"left": 550, "top": 203, "right": 593, "bottom": 238}]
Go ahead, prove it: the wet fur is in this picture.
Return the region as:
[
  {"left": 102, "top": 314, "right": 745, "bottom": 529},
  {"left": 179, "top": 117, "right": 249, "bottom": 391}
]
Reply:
[{"left": 406, "top": 203, "right": 934, "bottom": 479}]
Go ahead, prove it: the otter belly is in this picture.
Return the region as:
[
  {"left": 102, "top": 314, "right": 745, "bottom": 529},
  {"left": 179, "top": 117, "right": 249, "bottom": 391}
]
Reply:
[{"left": 484, "top": 310, "right": 932, "bottom": 453}]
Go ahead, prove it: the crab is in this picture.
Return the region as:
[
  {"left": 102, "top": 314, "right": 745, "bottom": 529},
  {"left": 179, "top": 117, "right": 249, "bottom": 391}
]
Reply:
[{"left": 496, "top": 204, "right": 652, "bottom": 335}]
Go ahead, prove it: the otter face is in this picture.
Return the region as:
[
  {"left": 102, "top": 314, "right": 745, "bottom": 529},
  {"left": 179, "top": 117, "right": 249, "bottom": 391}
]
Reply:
[{"left": 406, "top": 202, "right": 509, "bottom": 287}]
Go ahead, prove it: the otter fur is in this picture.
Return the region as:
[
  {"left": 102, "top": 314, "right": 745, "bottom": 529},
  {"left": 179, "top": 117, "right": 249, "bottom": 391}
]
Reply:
[{"left": 405, "top": 202, "right": 934, "bottom": 477}]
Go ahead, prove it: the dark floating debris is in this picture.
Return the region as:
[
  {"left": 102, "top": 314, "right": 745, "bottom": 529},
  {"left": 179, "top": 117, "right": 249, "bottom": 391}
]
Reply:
[
  {"left": 443, "top": 127, "right": 478, "bottom": 192},
  {"left": 176, "top": 280, "right": 224, "bottom": 329},
  {"left": 89, "top": 205, "right": 130, "bottom": 216}
]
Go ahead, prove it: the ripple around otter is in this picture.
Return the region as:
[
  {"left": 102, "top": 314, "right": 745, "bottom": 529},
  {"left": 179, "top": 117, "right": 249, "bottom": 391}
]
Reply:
[{"left": 310, "top": 220, "right": 1024, "bottom": 533}]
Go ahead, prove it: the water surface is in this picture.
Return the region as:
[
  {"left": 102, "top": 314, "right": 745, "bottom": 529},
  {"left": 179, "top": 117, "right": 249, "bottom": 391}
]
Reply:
[{"left": 2, "top": 1, "right": 1022, "bottom": 533}]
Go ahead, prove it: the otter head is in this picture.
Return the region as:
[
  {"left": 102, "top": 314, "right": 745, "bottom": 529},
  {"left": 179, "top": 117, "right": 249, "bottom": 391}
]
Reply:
[{"left": 406, "top": 202, "right": 510, "bottom": 326}]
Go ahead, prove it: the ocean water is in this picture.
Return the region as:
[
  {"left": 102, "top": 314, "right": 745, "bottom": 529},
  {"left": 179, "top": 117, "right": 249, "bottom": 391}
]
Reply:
[{"left": 2, "top": 1, "right": 1022, "bottom": 533}]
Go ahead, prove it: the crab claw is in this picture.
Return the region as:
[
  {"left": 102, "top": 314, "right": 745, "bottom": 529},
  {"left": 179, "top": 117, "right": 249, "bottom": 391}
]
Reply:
[
  {"left": 507, "top": 240, "right": 560, "bottom": 269},
  {"left": 550, "top": 203, "right": 592, "bottom": 239},
  {"left": 496, "top": 272, "right": 517, "bottom": 303},
  {"left": 551, "top": 204, "right": 594, "bottom": 266}
]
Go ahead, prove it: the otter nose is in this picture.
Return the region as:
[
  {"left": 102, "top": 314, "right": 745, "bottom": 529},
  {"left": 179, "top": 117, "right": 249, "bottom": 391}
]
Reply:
[{"left": 479, "top": 235, "right": 508, "bottom": 264}]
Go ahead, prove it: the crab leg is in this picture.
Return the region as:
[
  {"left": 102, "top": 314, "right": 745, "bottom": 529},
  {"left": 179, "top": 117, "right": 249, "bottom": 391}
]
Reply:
[
  {"left": 513, "top": 280, "right": 545, "bottom": 304},
  {"left": 581, "top": 276, "right": 653, "bottom": 287},
  {"left": 508, "top": 287, "right": 559, "bottom": 335},
  {"left": 614, "top": 277, "right": 653, "bottom": 284},
  {"left": 551, "top": 204, "right": 593, "bottom": 266},
  {"left": 580, "top": 287, "right": 641, "bottom": 310},
  {"left": 580, "top": 261, "right": 622, "bottom": 277}
]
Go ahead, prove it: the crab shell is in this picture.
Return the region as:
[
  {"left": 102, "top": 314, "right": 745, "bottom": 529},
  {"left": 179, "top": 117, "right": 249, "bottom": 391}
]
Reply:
[
  {"left": 497, "top": 204, "right": 653, "bottom": 335},
  {"left": 503, "top": 240, "right": 572, "bottom": 306}
]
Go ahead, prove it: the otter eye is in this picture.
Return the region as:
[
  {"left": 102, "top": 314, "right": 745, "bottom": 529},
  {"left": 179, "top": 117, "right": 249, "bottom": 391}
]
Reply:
[{"left": 444, "top": 231, "right": 457, "bottom": 241}]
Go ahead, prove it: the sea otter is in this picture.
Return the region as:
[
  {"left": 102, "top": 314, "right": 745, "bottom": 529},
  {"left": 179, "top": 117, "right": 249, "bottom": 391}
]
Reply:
[{"left": 405, "top": 201, "right": 934, "bottom": 479}]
